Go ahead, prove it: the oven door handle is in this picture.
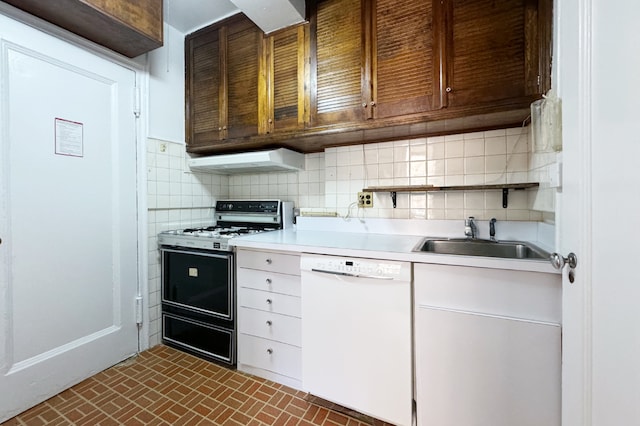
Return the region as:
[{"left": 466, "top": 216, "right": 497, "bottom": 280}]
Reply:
[{"left": 310, "top": 268, "right": 394, "bottom": 280}]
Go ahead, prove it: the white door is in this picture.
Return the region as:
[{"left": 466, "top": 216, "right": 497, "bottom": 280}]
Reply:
[
  {"left": 0, "top": 14, "right": 140, "bottom": 421},
  {"left": 557, "top": 0, "right": 640, "bottom": 425}
]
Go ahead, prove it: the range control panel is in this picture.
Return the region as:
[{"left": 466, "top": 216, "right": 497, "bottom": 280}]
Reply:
[{"left": 215, "top": 200, "right": 280, "bottom": 213}]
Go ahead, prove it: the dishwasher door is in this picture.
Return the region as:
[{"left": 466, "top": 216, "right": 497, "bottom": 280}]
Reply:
[{"left": 300, "top": 254, "right": 413, "bottom": 426}]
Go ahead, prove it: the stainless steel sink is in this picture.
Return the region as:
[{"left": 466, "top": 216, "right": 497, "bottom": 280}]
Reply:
[{"left": 413, "top": 238, "right": 550, "bottom": 260}]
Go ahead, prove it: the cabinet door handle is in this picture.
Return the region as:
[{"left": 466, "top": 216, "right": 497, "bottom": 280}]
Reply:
[
  {"left": 267, "top": 348, "right": 273, "bottom": 354},
  {"left": 265, "top": 278, "right": 272, "bottom": 284},
  {"left": 266, "top": 320, "right": 272, "bottom": 326},
  {"left": 445, "top": 86, "right": 452, "bottom": 93},
  {"left": 265, "top": 258, "right": 272, "bottom": 264},
  {"left": 266, "top": 299, "right": 272, "bottom": 304}
]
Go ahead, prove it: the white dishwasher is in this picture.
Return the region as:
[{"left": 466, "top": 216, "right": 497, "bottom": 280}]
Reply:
[{"left": 300, "top": 254, "right": 413, "bottom": 426}]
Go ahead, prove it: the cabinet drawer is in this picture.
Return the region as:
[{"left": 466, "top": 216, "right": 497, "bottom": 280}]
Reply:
[
  {"left": 238, "top": 307, "right": 301, "bottom": 346},
  {"left": 237, "top": 250, "right": 300, "bottom": 275},
  {"left": 413, "top": 263, "right": 561, "bottom": 323},
  {"left": 237, "top": 268, "right": 301, "bottom": 296},
  {"left": 238, "top": 288, "right": 301, "bottom": 317},
  {"left": 238, "top": 334, "right": 301, "bottom": 380}
]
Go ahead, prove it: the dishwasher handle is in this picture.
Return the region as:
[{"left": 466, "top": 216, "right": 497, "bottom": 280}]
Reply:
[{"left": 310, "top": 268, "right": 394, "bottom": 280}]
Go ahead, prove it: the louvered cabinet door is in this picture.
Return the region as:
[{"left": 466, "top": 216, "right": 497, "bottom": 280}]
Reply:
[
  {"left": 265, "top": 24, "right": 309, "bottom": 133},
  {"left": 186, "top": 27, "right": 223, "bottom": 146},
  {"left": 311, "top": 0, "right": 367, "bottom": 127},
  {"left": 373, "top": 0, "right": 439, "bottom": 119},
  {"left": 444, "top": 0, "right": 548, "bottom": 109},
  {"left": 226, "top": 16, "right": 262, "bottom": 139}
]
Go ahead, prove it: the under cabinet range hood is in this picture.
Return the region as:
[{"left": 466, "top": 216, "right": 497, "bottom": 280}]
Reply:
[{"left": 188, "top": 148, "right": 305, "bottom": 174}]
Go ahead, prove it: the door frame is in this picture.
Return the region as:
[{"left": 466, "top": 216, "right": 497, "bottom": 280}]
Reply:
[
  {"left": 554, "top": 0, "right": 592, "bottom": 424},
  {"left": 0, "top": 2, "right": 150, "bottom": 352}
]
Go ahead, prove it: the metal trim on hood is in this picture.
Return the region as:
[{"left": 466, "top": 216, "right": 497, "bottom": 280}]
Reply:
[{"left": 188, "top": 148, "right": 305, "bottom": 174}]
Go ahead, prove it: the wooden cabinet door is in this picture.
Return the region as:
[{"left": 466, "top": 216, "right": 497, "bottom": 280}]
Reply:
[
  {"left": 263, "top": 24, "right": 309, "bottom": 134},
  {"left": 443, "top": 0, "right": 550, "bottom": 109},
  {"left": 310, "top": 0, "right": 367, "bottom": 126},
  {"left": 373, "top": 0, "right": 440, "bottom": 118},
  {"left": 186, "top": 15, "right": 262, "bottom": 146},
  {"left": 226, "top": 16, "right": 262, "bottom": 140},
  {"left": 186, "top": 26, "right": 223, "bottom": 145}
]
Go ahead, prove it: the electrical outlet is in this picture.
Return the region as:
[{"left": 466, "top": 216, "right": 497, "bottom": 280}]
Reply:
[
  {"left": 358, "top": 191, "right": 373, "bottom": 208},
  {"left": 159, "top": 142, "right": 167, "bottom": 153}
]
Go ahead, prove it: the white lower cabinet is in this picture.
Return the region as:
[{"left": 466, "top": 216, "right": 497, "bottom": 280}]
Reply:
[
  {"left": 414, "top": 263, "right": 562, "bottom": 426},
  {"left": 236, "top": 249, "right": 302, "bottom": 389}
]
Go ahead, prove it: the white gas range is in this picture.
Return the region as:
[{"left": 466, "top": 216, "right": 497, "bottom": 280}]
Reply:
[
  {"left": 157, "top": 199, "right": 293, "bottom": 365},
  {"left": 158, "top": 200, "right": 294, "bottom": 251}
]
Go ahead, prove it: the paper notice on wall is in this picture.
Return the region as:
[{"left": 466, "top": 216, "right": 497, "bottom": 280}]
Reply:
[{"left": 55, "top": 117, "right": 83, "bottom": 157}]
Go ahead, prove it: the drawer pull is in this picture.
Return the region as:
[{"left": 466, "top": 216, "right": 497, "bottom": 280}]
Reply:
[
  {"left": 266, "top": 278, "right": 272, "bottom": 284},
  {"left": 266, "top": 320, "right": 272, "bottom": 326},
  {"left": 265, "top": 258, "right": 272, "bottom": 264},
  {"left": 267, "top": 348, "right": 273, "bottom": 354},
  {"left": 266, "top": 299, "right": 272, "bottom": 304}
]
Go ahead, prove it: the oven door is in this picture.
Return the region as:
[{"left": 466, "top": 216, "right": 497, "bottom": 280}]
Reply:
[
  {"left": 162, "top": 313, "right": 234, "bottom": 364},
  {"left": 161, "top": 248, "right": 234, "bottom": 320}
]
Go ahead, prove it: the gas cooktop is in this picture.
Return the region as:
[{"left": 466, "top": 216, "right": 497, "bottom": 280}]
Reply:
[{"left": 158, "top": 200, "right": 293, "bottom": 251}]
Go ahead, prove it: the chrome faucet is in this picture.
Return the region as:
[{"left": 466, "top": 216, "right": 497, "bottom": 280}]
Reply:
[
  {"left": 464, "top": 217, "right": 478, "bottom": 239},
  {"left": 490, "top": 218, "right": 497, "bottom": 241}
]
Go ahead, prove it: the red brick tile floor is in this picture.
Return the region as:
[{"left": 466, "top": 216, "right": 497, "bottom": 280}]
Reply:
[{"left": 1, "top": 345, "right": 394, "bottom": 426}]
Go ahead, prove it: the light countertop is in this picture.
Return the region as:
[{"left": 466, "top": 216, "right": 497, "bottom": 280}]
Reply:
[{"left": 230, "top": 228, "right": 559, "bottom": 274}]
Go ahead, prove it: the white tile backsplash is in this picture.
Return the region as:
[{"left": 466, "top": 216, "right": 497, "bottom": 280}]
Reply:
[{"left": 222, "top": 126, "right": 555, "bottom": 221}]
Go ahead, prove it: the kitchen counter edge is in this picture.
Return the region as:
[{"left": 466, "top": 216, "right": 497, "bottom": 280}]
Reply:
[{"left": 230, "top": 229, "right": 559, "bottom": 274}]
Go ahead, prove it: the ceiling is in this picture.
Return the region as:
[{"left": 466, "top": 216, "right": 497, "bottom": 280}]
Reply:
[
  {"left": 164, "top": 0, "right": 239, "bottom": 34},
  {"left": 164, "top": 0, "right": 306, "bottom": 35}
]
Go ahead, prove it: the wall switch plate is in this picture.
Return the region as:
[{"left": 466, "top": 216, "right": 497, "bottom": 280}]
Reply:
[{"left": 358, "top": 191, "right": 373, "bottom": 208}]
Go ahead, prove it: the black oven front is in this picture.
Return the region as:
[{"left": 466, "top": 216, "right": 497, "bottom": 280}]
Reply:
[{"left": 160, "top": 247, "right": 235, "bottom": 365}]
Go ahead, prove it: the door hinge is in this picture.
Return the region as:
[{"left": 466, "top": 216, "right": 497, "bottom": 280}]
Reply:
[
  {"left": 133, "top": 87, "right": 141, "bottom": 118},
  {"left": 537, "top": 75, "right": 541, "bottom": 86},
  {"left": 135, "top": 296, "right": 143, "bottom": 325}
]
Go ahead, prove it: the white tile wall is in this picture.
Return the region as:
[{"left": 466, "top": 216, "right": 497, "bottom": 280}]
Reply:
[
  {"left": 146, "top": 138, "right": 229, "bottom": 347},
  {"left": 226, "top": 127, "right": 550, "bottom": 222}
]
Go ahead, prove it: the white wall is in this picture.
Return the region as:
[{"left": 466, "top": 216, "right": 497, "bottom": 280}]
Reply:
[{"left": 147, "top": 23, "right": 185, "bottom": 143}]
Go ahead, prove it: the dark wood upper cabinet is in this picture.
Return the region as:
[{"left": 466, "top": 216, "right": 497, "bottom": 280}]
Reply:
[
  {"left": 186, "top": 0, "right": 552, "bottom": 155},
  {"left": 309, "top": 0, "right": 440, "bottom": 125},
  {"left": 2, "top": 0, "right": 163, "bottom": 57},
  {"left": 186, "top": 25, "right": 222, "bottom": 145},
  {"left": 442, "top": 0, "right": 550, "bottom": 109},
  {"left": 310, "top": 0, "right": 367, "bottom": 126},
  {"left": 226, "top": 18, "right": 262, "bottom": 139},
  {"left": 263, "top": 24, "right": 310, "bottom": 134},
  {"left": 373, "top": 0, "right": 438, "bottom": 119},
  {"left": 186, "top": 14, "right": 262, "bottom": 148}
]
